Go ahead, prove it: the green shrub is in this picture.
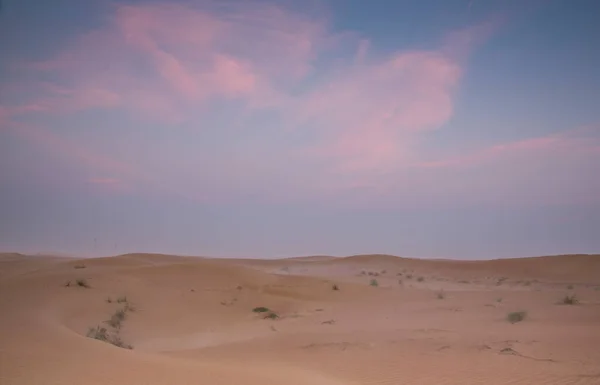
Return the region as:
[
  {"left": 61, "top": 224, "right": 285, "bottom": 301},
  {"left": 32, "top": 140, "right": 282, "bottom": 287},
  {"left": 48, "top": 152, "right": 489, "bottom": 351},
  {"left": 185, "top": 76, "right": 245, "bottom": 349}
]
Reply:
[
  {"left": 264, "top": 312, "right": 279, "bottom": 320},
  {"left": 507, "top": 311, "right": 527, "bottom": 323},
  {"left": 561, "top": 294, "right": 578, "bottom": 305}
]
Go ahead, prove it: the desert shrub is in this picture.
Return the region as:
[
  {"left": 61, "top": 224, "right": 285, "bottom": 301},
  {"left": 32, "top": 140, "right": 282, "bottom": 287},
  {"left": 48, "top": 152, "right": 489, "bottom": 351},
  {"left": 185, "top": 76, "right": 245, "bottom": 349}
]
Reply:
[
  {"left": 436, "top": 291, "right": 445, "bottom": 299},
  {"left": 117, "top": 296, "right": 128, "bottom": 303},
  {"left": 417, "top": 277, "right": 425, "bottom": 282},
  {"left": 86, "top": 326, "right": 132, "bottom": 349},
  {"left": 264, "top": 311, "right": 279, "bottom": 320},
  {"left": 252, "top": 306, "right": 270, "bottom": 313},
  {"left": 106, "top": 308, "right": 127, "bottom": 328},
  {"left": 76, "top": 279, "right": 90, "bottom": 288},
  {"left": 561, "top": 294, "right": 579, "bottom": 305},
  {"left": 332, "top": 284, "right": 339, "bottom": 291},
  {"left": 370, "top": 278, "right": 379, "bottom": 287},
  {"left": 507, "top": 311, "right": 527, "bottom": 323},
  {"left": 74, "top": 264, "right": 86, "bottom": 269}
]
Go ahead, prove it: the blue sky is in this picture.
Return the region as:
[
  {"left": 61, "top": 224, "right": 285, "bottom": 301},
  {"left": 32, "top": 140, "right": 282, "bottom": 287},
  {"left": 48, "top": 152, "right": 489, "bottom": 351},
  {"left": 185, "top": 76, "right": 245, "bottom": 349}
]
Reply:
[{"left": 1, "top": 0, "right": 599, "bottom": 258}]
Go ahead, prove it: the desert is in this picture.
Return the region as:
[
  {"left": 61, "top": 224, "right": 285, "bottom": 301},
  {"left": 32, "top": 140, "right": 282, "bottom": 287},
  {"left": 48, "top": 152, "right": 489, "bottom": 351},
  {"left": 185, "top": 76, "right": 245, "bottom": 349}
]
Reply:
[{"left": 1, "top": 252, "right": 599, "bottom": 385}]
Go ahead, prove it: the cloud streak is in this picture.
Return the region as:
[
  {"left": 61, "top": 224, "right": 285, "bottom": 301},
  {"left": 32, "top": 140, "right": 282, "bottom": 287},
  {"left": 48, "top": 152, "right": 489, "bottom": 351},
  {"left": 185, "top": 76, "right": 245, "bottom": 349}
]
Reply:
[{"left": 2, "top": 1, "right": 598, "bottom": 208}]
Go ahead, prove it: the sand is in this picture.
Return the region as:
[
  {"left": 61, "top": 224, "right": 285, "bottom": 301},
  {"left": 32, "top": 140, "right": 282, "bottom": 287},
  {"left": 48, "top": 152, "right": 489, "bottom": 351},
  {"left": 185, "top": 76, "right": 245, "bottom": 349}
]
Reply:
[{"left": 1, "top": 252, "right": 599, "bottom": 385}]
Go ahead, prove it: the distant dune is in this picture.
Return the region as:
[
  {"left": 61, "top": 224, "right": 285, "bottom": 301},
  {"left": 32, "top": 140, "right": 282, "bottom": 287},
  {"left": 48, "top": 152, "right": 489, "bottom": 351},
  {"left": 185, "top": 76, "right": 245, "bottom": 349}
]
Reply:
[{"left": 1, "top": 251, "right": 599, "bottom": 385}]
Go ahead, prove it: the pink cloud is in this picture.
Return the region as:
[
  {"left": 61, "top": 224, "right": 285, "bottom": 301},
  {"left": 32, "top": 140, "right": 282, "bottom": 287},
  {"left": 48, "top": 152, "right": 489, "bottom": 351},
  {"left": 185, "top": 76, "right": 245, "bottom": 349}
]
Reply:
[{"left": 12, "top": 2, "right": 586, "bottom": 208}]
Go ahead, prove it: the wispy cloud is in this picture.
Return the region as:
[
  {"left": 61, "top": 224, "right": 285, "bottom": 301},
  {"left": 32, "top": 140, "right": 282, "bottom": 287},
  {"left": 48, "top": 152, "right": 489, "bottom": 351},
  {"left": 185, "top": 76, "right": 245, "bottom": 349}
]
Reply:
[{"left": 3, "top": 1, "right": 596, "bottom": 208}]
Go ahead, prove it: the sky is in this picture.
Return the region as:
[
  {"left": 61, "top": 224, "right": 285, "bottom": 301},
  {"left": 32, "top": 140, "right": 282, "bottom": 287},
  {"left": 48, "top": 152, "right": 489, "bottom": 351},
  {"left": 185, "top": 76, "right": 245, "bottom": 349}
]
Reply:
[{"left": 1, "top": 0, "right": 599, "bottom": 259}]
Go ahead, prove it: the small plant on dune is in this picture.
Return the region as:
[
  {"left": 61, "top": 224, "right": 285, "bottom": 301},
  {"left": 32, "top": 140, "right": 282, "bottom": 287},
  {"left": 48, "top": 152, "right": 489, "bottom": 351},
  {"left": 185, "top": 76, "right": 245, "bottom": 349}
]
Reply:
[
  {"left": 507, "top": 311, "right": 527, "bottom": 324},
  {"left": 566, "top": 284, "right": 574, "bottom": 290},
  {"left": 117, "top": 295, "right": 128, "bottom": 304},
  {"left": 436, "top": 291, "right": 445, "bottom": 300},
  {"left": 253, "top": 306, "right": 270, "bottom": 313},
  {"left": 406, "top": 274, "right": 413, "bottom": 279},
  {"left": 264, "top": 311, "right": 279, "bottom": 320},
  {"left": 86, "top": 326, "right": 132, "bottom": 349},
  {"left": 74, "top": 264, "right": 86, "bottom": 269},
  {"left": 332, "top": 284, "right": 339, "bottom": 291},
  {"left": 417, "top": 276, "right": 425, "bottom": 282},
  {"left": 76, "top": 279, "right": 90, "bottom": 288},
  {"left": 496, "top": 297, "right": 503, "bottom": 303},
  {"left": 370, "top": 278, "right": 379, "bottom": 287},
  {"left": 87, "top": 326, "right": 110, "bottom": 341},
  {"left": 560, "top": 294, "right": 579, "bottom": 305},
  {"left": 106, "top": 297, "right": 113, "bottom": 303},
  {"left": 398, "top": 279, "right": 403, "bottom": 285},
  {"left": 106, "top": 308, "right": 127, "bottom": 328}
]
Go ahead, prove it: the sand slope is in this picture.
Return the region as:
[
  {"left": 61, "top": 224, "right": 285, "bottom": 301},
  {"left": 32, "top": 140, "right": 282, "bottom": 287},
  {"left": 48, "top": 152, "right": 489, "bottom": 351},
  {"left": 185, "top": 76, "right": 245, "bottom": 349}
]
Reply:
[{"left": 1, "top": 252, "right": 599, "bottom": 384}]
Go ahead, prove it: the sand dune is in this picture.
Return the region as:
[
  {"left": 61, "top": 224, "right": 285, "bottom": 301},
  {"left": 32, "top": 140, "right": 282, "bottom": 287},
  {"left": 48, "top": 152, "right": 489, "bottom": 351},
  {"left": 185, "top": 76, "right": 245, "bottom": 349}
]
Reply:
[{"left": 1, "top": 252, "right": 599, "bottom": 384}]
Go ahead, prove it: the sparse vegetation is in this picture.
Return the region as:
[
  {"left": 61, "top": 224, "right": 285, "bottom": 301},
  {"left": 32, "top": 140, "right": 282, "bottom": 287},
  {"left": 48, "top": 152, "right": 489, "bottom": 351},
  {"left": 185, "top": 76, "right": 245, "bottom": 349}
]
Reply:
[
  {"left": 560, "top": 294, "right": 579, "bottom": 305},
  {"left": 106, "top": 308, "right": 127, "bottom": 329},
  {"left": 567, "top": 284, "right": 574, "bottom": 290},
  {"left": 117, "top": 295, "right": 128, "bottom": 303},
  {"left": 76, "top": 279, "right": 90, "bottom": 288},
  {"left": 370, "top": 278, "right": 379, "bottom": 287},
  {"left": 252, "top": 306, "right": 270, "bottom": 313},
  {"left": 417, "top": 276, "right": 425, "bottom": 282},
  {"left": 496, "top": 297, "right": 503, "bottom": 303},
  {"left": 496, "top": 277, "right": 507, "bottom": 286},
  {"left": 87, "top": 295, "right": 135, "bottom": 349},
  {"left": 332, "top": 284, "right": 339, "bottom": 291},
  {"left": 436, "top": 291, "right": 445, "bottom": 299},
  {"left": 264, "top": 311, "right": 279, "bottom": 320},
  {"left": 86, "top": 326, "right": 132, "bottom": 349},
  {"left": 74, "top": 264, "right": 86, "bottom": 269},
  {"left": 406, "top": 274, "right": 413, "bottom": 279},
  {"left": 507, "top": 311, "right": 527, "bottom": 324}
]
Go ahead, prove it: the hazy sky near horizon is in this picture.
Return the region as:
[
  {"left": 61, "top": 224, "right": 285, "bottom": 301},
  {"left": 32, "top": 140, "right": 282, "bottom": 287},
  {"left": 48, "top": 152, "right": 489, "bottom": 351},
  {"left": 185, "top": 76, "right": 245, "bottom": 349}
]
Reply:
[{"left": 1, "top": 0, "right": 599, "bottom": 259}]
